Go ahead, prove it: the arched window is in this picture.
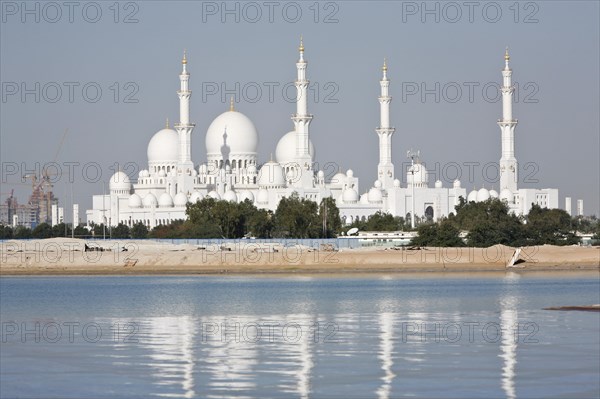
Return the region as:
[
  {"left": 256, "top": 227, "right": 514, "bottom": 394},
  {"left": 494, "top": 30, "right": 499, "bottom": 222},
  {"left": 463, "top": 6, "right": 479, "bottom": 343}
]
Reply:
[{"left": 425, "top": 206, "right": 434, "bottom": 221}]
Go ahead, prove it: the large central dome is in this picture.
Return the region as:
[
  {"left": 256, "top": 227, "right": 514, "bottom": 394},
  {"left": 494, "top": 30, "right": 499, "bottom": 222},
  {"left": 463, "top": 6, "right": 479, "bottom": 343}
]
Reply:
[{"left": 206, "top": 110, "right": 258, "bottom": 159}]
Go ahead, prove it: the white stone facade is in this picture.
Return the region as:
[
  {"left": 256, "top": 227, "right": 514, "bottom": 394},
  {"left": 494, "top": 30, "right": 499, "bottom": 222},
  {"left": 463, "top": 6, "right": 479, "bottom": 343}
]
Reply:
[{"left": 86, "top": 44, "right": 560, "bottom": 229}]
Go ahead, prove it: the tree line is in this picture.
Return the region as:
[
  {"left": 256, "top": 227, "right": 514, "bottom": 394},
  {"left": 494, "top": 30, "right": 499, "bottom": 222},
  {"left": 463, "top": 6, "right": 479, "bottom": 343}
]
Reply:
[
  {"left": 411, "top": 198, "right": 599, "bottom": 247},
  {"left": 1, "top": 196, "right": 597, "bottom": 245}
]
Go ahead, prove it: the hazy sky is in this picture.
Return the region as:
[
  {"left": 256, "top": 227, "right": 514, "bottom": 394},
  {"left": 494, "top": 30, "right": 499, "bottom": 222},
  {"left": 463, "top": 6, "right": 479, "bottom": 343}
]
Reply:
[{"left": 1, "top": 0, "right": 599, "bottom": 220}]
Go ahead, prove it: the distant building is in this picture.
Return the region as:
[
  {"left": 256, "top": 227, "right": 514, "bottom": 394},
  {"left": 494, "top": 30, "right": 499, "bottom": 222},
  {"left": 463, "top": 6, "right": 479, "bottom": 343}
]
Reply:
[
  {"left": 0, "top": 195, "right": 40, "bottom": 228},
  {"left": 355, "top": 231, "right": 418, "bottom": 248}
]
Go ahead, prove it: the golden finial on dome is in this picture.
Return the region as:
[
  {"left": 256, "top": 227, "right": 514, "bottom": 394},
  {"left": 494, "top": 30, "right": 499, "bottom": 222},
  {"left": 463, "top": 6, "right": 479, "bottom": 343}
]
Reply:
[
  {"left": 229, "top": 96, "right": 235, "bottom": 112},
  {"left": 182, "top": 49, "right": 187, "bottom": 64},
  {"left": 166, "top": 117, "right": 169, "bottom": 128},
  {"left": 299, "top": 35, "right": 304, "bottom": 52},
  {"left": 383, "top": 57, "right": 387, "bottom": 71},
  {"left": 504, "top": 46, "right": 510, "bottom": 61}
]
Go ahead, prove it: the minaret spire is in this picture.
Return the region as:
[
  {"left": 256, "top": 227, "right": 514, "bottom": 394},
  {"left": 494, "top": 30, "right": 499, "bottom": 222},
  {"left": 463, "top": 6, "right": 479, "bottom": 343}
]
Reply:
[
  {"left": 498, "top": 47, "right": 518, "bottom": 194},
  {"left": 175, "top": 50, "right": 196, "bottom": 193},
  {"left": 376, "top": 58, "right": 395, "bottom": 190},
  {"left": 299, "top": 35, "right": 304, "bottom": 61},
  {"left": 291, "top": 36, "right": 314, "bottom": 187},
  {"left": 382, "top": 57, "right": 388, "bottom": 80}
]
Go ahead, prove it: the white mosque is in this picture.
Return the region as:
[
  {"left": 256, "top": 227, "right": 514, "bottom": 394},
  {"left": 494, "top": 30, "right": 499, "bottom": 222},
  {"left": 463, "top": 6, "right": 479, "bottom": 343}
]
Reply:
[{"left": 86, "top": 41, "right": 558, "bottom": 229}]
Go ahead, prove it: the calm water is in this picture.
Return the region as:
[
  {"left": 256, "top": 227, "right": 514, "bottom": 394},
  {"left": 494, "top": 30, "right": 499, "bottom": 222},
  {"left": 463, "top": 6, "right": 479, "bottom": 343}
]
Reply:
[{"left": 1, "top": 272, "right": 599, "bottom": 399}]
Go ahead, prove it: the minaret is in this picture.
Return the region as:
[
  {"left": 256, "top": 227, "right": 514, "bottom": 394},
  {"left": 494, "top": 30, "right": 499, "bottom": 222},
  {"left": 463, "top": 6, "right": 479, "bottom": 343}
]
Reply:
[
  {"left": 175, "top": 50, "right": 196, "bottom": 193},
  {"left": 498, "top": 47, "right": 518, "bottom": 193},
  {"left": 291, "top": 36, "right": 314, "bottom": 187},
  {"left": 376, "top": 59, "right": 395, "bottom": 190}
]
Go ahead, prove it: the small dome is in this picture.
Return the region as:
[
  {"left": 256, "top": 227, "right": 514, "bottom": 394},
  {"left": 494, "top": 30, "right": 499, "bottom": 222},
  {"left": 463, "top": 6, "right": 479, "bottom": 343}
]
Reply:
[
  {"left": 275, "top": 131, "right": 315, "bottom": 165},
  {"left": 346, "top": 169, "right": 354, "bottom": 178},
  {"left": 239, "top": 190, "right": 255, "bottom": 203},
  {"left": 374, "top": 180, "right": 382, "bottom": 189},
  {"left": 109, "top": 171, "right": 131, "bottom": 192},
  {"left": 190, "top": 191, "right": 204, "bottom": 203},
  {"left": 143, "top": 193, "right": 158, "bottom": 208},
  {"left": 159, "top": 192, "right": 174, "bottom": 207},
  {"left": 477, "top": 188, "right": 490, "bottom": 202},
  {"left": 174, "top": 192, "right": 188, "bottom": 207},
  {"left": 257, "top": 188, "right": 269, "bottom": 204},
  {"left": 453, "top": 179, "right": 461, "bottom": 188},
  {"left": 330, "top": 172, "right": 346, "bottom": 185},
  {"left": 360, "top": 193, "right": 369, "bottom": 204},
  {"left": 368, "top": 187, "right": 383, "bottom": 203},
  {"left": 342, "top": 187, "right": 359, "bottom": 203},
  {"left": 435, "top": 180, "right": 443, "bottom": 189},
  {"left": 407, "top": 163, "right": 429, "bottom": 186},
  {"left": 317, "top": 170, "right": 325, "bottom": 178},
  {"left": 500, "top": 189, "right": 514, "bottom": 203},
  {"left": 139, "top": 169, "right": 149, "bottom": 178},
  {"left": 207, "top": 191, "right": 221, "bottom": 200},
  {"left": 223, "top": 190, "right": 238, "bottom": 203},
  {"left": 128, "top": 193, "right": 142, "bottom": 208},
  {"left": 393, "top": 179, "right": 401, "bottom": 188},
  {"left": 489, "top": 189, "right": 499, "bottom": 199},
  {"left": 206, "top": 110, "right": 258, "bottom": 157},
  {"left": 467, "top": 190, "right": 478, "bottom": 202},
  {"left": 258, "top": 161, "right": 286, "bottom": 187},
  {"left": 148, "top": 128, "right": 179, "bottom": 164}
]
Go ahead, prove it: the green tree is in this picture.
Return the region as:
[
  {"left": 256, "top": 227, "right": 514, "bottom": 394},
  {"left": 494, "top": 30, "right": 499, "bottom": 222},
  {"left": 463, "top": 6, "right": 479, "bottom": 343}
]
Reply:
[
  {"left": 346, "top": 212, "right": 408, "bottom": 233},
  {"left": 130, "top": 222, "right": 148, "bottom": 239},
  {"left": 572, "top": 215, "right": 599, "bottom": 235},
  {"left": 212, "top": 200, "right": 244, "bottom": 238},
  {"left": 112, "top": 223, "right": 130, "bottom": 239},
  {"left": 150, "top": 220, "right": 184, "bottom": 238},
  {"left": 319, "top": 197, "right": 342, "bottom": 238},
  {"left": 452, "top": 198, "right": 525, "bottom": 247},
  {"left": 273, "top": 192, "right": 320, "bottom": 238},
  {"left": 0, "top": 225, "right": 13, "bottom": 239},
  {"left": 51, "top": 223, "right": 71, "bottom": 238},
  {"left": 247, "top": 208, "right": 273, "bottom": 238},
  {"left": 14, "top": 226, "right": 32, "bottom": 239},
  {"left": 364, "top": 212, "right": 404, "bottom": 231},
  {"left": 32, "top": 223, "right": 52, "bottom": 239},
  {"left": 411, "top": 218, "right": 464, "bottom": 247},
  {"left": 93, "top": 223, "right": 108, "bottom": 238},
  {"left": 74, "top": 225, "right": 91, "bottom": 238},
  {"left": 186, "top": 198, "right": 222, "bottom": 238},
  {"left": 526, "top": 204, "right": 579, "bottom": 245}
]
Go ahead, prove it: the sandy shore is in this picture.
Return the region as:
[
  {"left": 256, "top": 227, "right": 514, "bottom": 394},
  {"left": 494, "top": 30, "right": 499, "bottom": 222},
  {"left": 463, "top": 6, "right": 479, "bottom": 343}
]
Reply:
[{"left": 1, "top": 238, "right": 598, "bottom": 276}]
